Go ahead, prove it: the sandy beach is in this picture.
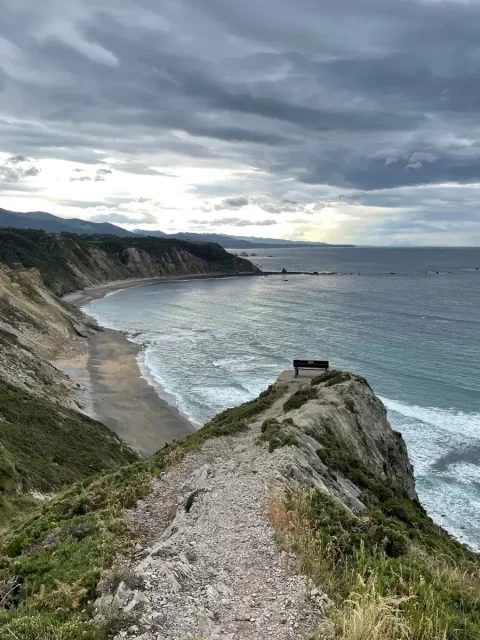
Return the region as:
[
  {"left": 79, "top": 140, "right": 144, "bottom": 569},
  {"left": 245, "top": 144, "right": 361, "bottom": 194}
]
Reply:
[
  {"left": 60, "top": 272, "right": 257, "bottom": 456},
  {"left": 86, "top": 329, "right": 195, "bottom": 457},
  {"left": 60, "top": 276, "right": 209, "bottom": 456}
]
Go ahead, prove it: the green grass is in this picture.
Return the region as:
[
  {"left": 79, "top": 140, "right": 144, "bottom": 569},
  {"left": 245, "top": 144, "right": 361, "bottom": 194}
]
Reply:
[
  {"left": 310, "top": 370, "right": 371, "bottom": 389},
  {"left": 283, "top": 386, "right": 317, "bottom": 412},
  {"left": 257, "top": 418, "right": 298, "bottom": 452},
  {"left": 275, "top": 490, "right": 480, "bottom": 640},
  {"left": 0, "top": 380, "right": 138, "bottom": 498},
  {"left": 0, "top": 382, "right": 286, "bottom": 639},
  {"left": 270, "top": 428, "right": 480, "bottom": 640}
]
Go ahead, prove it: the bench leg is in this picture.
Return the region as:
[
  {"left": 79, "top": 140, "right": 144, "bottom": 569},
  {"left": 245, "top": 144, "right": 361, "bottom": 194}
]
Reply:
[{"left": 295, "top": 368, "right": 298, "bottom": 378}]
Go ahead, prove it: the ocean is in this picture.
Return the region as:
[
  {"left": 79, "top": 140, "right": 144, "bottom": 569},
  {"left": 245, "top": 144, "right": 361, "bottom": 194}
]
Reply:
[{"left": 83, "top": 246, "right": 480, "bottom": 548}]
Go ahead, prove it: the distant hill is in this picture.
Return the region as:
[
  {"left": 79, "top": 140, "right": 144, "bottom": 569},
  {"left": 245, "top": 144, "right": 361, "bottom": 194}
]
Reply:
[
  {"left": 133, "top": 229, "right": 354, "bottom": 248},
  {"left": 134, "top": 229, "right": 257, "bottom": 248},
  {"left": 0, "top": 208, "right": 134, "bottom": 236},
  {"left": 233, "top": 234, "right": 329, "bottom": 246},
  {"left": 0, "top": 207, "right": 354, "bottom": 247}
]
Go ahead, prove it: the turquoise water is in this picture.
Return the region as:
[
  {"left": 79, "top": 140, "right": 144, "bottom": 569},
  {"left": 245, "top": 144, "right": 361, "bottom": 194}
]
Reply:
[{"left": 83, "top": 247, "right": 480, "bottom": 548}]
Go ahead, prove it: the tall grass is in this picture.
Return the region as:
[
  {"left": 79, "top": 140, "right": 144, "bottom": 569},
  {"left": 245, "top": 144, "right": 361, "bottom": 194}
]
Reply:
[{"left": 268, "top": 490, "right": 480, "bottom": 640}]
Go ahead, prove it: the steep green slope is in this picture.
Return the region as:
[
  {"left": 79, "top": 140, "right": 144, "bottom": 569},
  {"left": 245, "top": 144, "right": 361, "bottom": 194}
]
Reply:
[
  {"left": 0, "top": 380, "right": 137, "bottom": 497},
  {"left": 0, "top": 228, "right": 259, "bottom": 295}
]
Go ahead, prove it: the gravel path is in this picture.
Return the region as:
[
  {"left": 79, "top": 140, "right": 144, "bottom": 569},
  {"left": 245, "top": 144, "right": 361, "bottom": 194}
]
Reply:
[{"left": 113, "top": 414, "right": 324, "bottom": 640}]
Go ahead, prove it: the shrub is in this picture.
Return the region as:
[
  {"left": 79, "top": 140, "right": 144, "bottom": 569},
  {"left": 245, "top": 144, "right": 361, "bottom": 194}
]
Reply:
[
  {"left": 283, "top": 386, "right": 317, "bottom": 412},
  {"left": 311, "top": 371, "right": 371, "bottom": 390},
  {"left": 311, "top": 370, "right": 344, "bottom": 386},
  {"left": 257, "top": 418, "right": 298, "bottom": 452},
  {"left": 0, "top": 444, "right": 19, "bottom": 492},
  {"left": 0, "top": 379, "right": 138, "bottom": 496},
  {"left": 270, "top": 489, "right": 480, "bottom": 640}
]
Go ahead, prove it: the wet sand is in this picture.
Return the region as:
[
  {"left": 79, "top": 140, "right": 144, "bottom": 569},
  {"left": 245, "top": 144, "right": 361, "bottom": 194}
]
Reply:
[{"left": 87, "top": 329, "right": 196, "bottom": 457}]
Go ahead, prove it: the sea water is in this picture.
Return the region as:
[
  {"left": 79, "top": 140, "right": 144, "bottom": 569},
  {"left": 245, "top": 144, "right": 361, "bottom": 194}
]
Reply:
[{"left": 83, "top": 247, "right": 480, "bottom": 548}]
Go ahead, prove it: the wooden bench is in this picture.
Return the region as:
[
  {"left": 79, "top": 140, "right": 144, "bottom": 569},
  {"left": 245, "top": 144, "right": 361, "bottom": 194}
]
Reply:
[{"left": 293, "top": 359, "right": 329, "bottom": 378}]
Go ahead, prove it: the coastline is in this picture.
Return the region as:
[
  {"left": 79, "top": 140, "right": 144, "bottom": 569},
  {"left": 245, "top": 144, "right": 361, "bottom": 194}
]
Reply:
[
  {"left": 66, "top": 271, "right": 259, "bottom": 307},
  {"left": 62, "top": 274, "right": 222, "bottom": 457},
  {"left": 86, "top": 329, "right": 196, "bottom": 457}
]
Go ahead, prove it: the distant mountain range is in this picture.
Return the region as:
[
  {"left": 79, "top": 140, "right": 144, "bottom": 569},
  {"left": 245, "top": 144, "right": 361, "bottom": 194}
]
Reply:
[
  {"left": 0, "top": 208, "right": 354, "bottom": 248},
  {"left": 0, "top": 208, "right": 133, "bottom": 237},
  {"left": 131, "top": 228, "right": 354, "bottom": 248}
]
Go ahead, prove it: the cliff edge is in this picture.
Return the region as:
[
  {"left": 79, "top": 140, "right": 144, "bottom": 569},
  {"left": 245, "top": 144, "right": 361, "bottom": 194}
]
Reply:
[
  {"left": 0, "top": 228, "right": 258, "bottom": 405},
  {"left": 3, "top": 369, "right": 474, "bottom": 640},
  {"left": 0, "top": 229, "right": 258, "bottom": 521}
]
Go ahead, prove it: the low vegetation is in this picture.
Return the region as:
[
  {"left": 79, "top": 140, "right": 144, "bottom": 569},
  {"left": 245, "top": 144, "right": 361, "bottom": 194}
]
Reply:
[
  {"left": 0, "top": 380, "right": 137, "bottom": 502},
  {"left": 0, "top": 382, "right": 286, "bottom": 639},
  {"left": 283, "top": 386, "right": 317, "bottom": 411},
  {"left": 311, "top": 370, "right": 370, "bottom": 389},
  {"left": 257, "top": 418, "right": 298, "bottom": 452},
  {"left": 269, "top": 429, "right": 480, "bottom": 640}
]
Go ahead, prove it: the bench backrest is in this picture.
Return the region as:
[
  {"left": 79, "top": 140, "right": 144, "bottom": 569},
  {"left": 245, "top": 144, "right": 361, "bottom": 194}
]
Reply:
[{"left": 293, "top": 359, "right": 329, "bottom": 369}]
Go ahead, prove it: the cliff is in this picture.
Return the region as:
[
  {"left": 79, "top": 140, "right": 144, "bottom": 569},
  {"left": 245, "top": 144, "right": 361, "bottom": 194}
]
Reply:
[
  {"left": 0, "top": 228, "right": 258, "bottom": 403},
  {"left": 0, "top": 260, "right": 138, "bottom": 518},
  {"left": 0, "top": 228, "right": 259, "bottom": 296},
  {"left": 1, "top": 370, "right": 477, "bottom": 640}
]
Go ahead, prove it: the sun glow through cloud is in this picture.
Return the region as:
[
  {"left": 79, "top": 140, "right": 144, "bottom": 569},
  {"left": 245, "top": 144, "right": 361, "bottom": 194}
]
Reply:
[{"left": 1, "top": 0, "right": 480, "bottom": 245}]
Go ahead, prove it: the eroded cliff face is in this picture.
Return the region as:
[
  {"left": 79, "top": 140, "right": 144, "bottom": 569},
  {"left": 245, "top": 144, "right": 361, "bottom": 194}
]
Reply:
[
  {"left": 0, "top": 230, "right": 258, "bottom": 405},
  {"left": 58, "top": 244, "right": 257, "bottom": 295},
  {"left": 0, "top": 266, "right": 92, "bottom": 407},
  {"left": 267, "top": 371, "right": 417, "bottom": 506},
  {"left": 0, "top": 228, "right": 259, "bottom": 296}
]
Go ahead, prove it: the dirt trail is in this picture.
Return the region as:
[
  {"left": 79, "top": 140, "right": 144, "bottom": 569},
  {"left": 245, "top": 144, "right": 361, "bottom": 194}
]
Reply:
[{"left": 114, "top": 398, "right": 325, "bottom": 640}]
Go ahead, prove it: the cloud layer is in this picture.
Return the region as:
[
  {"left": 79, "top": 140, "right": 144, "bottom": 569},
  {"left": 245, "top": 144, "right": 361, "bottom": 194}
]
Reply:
[{"left": 1, "top": 0, "right": 480, "bottom": 244}]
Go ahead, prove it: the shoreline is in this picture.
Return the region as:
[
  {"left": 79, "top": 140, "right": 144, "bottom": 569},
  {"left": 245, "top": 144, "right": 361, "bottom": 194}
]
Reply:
[
  {"left": 66, "top": 271, "right": 259, "bottom": 307},
  {"left": 85, "top": 329, "right": 196, "bottom": 457},
  {"left": 63, "top": 274, "right": 233, "bottom": 456}
]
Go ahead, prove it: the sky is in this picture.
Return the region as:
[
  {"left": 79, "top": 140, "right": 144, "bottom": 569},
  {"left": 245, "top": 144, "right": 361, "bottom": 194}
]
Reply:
[{"left": 1, "top": 0, "right": 480, "bottom": 245}]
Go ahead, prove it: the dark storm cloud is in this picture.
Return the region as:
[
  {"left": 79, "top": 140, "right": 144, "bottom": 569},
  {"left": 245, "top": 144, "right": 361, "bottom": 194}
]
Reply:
[{"left": 3, "top": 0, "right": 480, "bottom": 237}]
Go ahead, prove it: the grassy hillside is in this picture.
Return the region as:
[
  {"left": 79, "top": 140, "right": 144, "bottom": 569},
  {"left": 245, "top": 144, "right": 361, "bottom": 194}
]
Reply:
[
  {"left": 0, "top": 228, "right": 258, "bottom": 295},
  {"left": 0, "top": 380, "right": 138, "bottom": 520}
]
